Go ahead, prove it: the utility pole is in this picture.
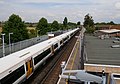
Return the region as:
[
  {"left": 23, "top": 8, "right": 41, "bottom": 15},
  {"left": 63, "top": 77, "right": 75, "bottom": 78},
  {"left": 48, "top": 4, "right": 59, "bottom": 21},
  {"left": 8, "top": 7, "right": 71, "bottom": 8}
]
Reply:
[
  {"left": 1, "top": 33, "right": 5, "bottom": 57},
  {"left": 80, "top": 27, "right": 86, "bottom": 70},
  {"left": 80, "top": 35, "right": 85, "bottom": 69},
  {"left": 9, "top": 32, "right": 13, "bottom": 54}
]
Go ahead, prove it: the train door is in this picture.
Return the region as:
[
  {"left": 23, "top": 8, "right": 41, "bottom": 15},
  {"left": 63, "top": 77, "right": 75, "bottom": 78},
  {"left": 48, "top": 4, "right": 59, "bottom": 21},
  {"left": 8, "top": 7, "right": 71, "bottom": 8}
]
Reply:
[
  {"left": 26, "top": 58, "right": 33, "bottom": 78},
  {"left": 51, "top": 45, "right": 54, "bottom": 55}
]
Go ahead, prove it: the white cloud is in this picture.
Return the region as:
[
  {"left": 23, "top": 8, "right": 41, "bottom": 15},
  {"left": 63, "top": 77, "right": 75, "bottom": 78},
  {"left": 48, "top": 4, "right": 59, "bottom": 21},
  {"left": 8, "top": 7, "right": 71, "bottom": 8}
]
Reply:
[
  {"left": 115, "top": 2, "right": 120, "bottom": 9},
  {"left": 18, "top": 0, "right": 80, "bottom": 4},
  {"left": 0, "top": 0, "right": 4, "bottom": 4},
  {"left": 0, "top": 0, "right": 120, "bottom": 23}
]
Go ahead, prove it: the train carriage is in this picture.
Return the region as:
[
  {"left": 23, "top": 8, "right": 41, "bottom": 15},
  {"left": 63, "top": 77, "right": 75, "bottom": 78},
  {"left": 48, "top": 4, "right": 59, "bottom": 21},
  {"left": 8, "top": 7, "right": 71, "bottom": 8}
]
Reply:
[{"left": 0, "top": 28, "right": 79, "bottom": 84}]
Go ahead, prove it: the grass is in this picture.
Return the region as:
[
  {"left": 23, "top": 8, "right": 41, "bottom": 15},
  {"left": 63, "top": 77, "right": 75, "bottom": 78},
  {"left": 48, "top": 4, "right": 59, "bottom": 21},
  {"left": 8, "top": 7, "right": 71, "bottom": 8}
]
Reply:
[{"left": 27, "top": 27, "right": 36, "bottom": 30}]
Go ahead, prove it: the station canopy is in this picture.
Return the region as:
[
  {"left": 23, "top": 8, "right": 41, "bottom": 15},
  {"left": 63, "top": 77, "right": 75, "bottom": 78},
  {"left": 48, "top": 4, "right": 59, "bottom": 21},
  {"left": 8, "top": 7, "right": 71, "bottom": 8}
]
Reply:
[{"left": 99, "top": 29, "right": 120, "bottom": 34}]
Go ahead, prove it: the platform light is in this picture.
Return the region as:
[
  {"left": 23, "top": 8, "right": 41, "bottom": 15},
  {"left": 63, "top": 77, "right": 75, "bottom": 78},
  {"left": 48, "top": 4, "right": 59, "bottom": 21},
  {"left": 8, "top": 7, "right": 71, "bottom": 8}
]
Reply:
[
  {"left": 1, "top": 33, "right": 5, "bottom": 57},
  {"left": 9, "top": 32, "right": 13, "bottom": 54}
]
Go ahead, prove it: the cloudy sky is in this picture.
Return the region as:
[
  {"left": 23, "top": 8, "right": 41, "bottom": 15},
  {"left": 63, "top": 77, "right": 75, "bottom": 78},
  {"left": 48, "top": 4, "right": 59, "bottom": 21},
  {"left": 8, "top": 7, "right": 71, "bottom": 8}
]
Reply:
[{"left": 0, "top": 0, "right": 120, "bottom": 23}]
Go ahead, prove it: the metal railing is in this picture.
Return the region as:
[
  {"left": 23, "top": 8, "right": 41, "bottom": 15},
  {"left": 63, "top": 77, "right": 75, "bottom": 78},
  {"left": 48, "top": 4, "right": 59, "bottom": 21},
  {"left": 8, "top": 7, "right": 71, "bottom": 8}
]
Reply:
[{"left": 0, "top": 35, "right": 48, "bottom": 58}]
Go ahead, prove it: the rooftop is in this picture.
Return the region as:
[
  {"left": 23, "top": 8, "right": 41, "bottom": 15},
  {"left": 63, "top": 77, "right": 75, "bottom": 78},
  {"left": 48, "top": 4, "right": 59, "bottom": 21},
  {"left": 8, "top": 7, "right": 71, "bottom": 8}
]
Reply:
[
  {"left": 95, "top": 25, "right": 120, "bottom": 30},
  {"left": 85, "top": 35, "right": 120, "bottom": 66},
  {"left": 99, "top": 29, "right": 120, "bottom": 34}
]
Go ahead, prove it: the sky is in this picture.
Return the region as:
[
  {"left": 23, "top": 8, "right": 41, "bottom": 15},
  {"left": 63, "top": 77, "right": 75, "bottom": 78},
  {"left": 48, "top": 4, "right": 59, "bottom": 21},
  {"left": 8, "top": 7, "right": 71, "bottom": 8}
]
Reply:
[{"left": 0, "top": 0, "right": 120, "bottom": 24}]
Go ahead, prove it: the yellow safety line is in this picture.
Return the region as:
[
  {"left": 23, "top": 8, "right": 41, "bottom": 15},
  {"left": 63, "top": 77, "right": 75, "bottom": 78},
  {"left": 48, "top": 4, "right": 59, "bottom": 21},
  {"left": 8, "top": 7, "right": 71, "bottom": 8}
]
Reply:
[
  {"left": 69, "top": 41, "right": 80, "bottom": 75},
  {"left": 66, "top": 40, "right": 80, "bottom": 84}
]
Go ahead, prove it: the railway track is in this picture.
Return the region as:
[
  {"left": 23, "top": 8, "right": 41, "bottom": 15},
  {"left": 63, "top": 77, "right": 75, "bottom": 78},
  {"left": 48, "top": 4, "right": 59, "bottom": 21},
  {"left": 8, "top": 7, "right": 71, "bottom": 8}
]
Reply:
[{"left": 24, "top": 31, "right": 80, "bottom": 84}]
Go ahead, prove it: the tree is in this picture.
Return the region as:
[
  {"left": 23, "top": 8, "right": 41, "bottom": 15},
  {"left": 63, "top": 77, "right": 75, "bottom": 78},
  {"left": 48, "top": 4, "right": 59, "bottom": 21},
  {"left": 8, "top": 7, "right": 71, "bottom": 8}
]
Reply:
[
  {"left": 77, "top": 21, "right": 81, "bottom": 28},
  {"left": 47, "top": 23, "right": 52, "bottom": 32},
  {"left": 51, "top": 20, "right": 59, "bottom": 31},
  {"left": 108, "top": 21, "right": 115, "bottom": 25},
  {"left": 2, "top": 14, "right": 29, "bottom": 44},
  {"left": 0, "top": 21, "right": 1, "bottom": 27},
  {"left": 29, "top": 29, "right": 36, "bottom": 38},
  {"left": 59, "top": 24, "right": 64, "bottom": 30},
  {"left": 95, "top": 21, "right": 116, "bottom": 25},
  {"left": 83, "top": 14, "right": 94, "bottom": 33},
  {"left": 68, "top": 22, "right": 77, "bottom": 29},
  {"left": 36, "top": 17, "right": 48, "bottom": 35},
  {"left": 63, "top": 17, "right": 68, "bottom": 30},
  {"left": 77, "top": 21, "right": 81, "bottom": 25}
]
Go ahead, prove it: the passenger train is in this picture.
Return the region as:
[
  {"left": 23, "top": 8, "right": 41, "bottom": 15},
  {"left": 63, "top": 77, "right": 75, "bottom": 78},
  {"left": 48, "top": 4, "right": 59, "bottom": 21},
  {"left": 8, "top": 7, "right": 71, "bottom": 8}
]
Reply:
[{"left": 0, "top": 28, "right": 79, "bottom": 84}]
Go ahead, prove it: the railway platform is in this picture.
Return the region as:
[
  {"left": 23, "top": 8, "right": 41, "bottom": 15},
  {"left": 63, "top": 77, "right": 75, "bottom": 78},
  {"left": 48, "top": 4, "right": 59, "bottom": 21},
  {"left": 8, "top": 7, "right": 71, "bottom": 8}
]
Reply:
[
  {"left": 57, "top": 27, "right": 108, "bottom": 84},
  {"left": 57, "top": 28, "right": 120, "bottom": 84},
  {"left": 57, "top": 35, "right": 103, "bottom": 84},
  {"left": 57, "top": 34, "right": 81, "bottom": 84},
  {"left": 57, "top": 27, "right": 88, "bottom": 84}
]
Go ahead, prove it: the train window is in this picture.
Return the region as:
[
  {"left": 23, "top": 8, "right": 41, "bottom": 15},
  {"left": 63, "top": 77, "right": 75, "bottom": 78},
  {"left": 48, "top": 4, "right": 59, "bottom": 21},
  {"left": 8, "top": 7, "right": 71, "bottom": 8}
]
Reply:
[
  {"left": 63, "top": 38, "right": 65, "bottom": 41},
  {"left": 44, "top": 48, "right": 51, "bottom": 56},
  {"left": 60, "top": 40, "right": 62, "bottom": 44},
  {"left": 113, "top": 74, "right": 120, "bottom": 78},
  {"left": 70, "top": 33, "right": 73, "bottom": 36},
  {"left": 54, "top": 43, "right": 58, "bottom": 49},
  {"left": 34, "top": 48, "right": 51, "bottom": 65},
  {"left": 90, "top": 82, "right": 98, "bottom": 84},
  {"left": 63, "top": 37, "right": 67, "bottom": 41},
  {"left": 1, "top": 65, "right": 25, "bottom": 84},
  {"left": 67, "top": 36, "right": 69, "bottom": 39}
]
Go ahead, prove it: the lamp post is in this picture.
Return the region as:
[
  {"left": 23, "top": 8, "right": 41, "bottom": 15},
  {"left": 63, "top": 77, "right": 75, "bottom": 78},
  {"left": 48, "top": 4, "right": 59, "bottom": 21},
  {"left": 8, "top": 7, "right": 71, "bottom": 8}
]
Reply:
[
  {"left": 1, "top": 33, "right": 5, "bottom": 57},
  {"left": 36, "top": 30, "right": 40, "bottom": 37},
  {"left": 9, "top": 32, "right": 13, "bottom": 54}
]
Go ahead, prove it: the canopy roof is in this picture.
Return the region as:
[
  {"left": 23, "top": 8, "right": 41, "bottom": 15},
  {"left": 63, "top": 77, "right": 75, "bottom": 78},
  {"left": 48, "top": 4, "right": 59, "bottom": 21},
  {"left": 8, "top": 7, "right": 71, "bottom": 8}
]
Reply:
[{"left": 99, "top": 29, "right": 120, "bottom": 34}]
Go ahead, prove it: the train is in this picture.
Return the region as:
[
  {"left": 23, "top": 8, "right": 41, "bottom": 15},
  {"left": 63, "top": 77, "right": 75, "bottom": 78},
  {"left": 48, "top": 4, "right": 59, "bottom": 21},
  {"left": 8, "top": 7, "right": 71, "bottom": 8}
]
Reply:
[{"left": 0, "top": 28, "right": 79, "bottom": 84}]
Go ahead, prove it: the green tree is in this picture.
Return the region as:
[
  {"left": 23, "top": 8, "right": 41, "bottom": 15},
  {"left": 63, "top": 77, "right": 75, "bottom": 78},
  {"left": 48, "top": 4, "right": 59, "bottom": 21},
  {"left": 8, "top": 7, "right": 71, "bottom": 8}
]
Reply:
[
  {"left": 63, "top": 17, "right": 68, "bottom": 30},
  {"left": 107, "top": 21, "right": 115, "bottom": 25},
  {"left": 47, "top": 23, "right": 52, "bottom": 32},
  {"left": 68, "top": 22, "right": 77, "bottom": 29},
  {"left": 83, "top": 14, "right": 94, "bottom": 33},
  {"left": 2, "top": 14, "right": 29, "bottom": 44},
  {"left": 36, "top": 17, "right": 48, "bottom": 35},
  {"left": 95, "top": 21, "right": 115, "bottom": 25},
  {"left": 0, "top": 21, "right": 1, "bottom": 27},
  {"left": 29, "top": 29, "right": 36, "bottom": 38},
  {"left": 77, "top": 21, "right": 81, "bottom": 28},
  {"left": 51, "top": 20, "right": 59, "bottom": 31},
  {"left": 59, "top": 24, "right": 64, "bottom": 30},
  {"left": 77, "top": 21, "right": 81, "bottom": 25}
]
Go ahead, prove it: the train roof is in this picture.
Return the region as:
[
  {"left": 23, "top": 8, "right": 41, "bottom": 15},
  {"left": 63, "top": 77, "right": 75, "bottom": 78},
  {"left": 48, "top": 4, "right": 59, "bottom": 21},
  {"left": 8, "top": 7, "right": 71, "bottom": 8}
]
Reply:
[
  {"left": 0, "top": 28, "right": 79, "bottom": 74},
  {"left": 0, "top": 37, "right": 58, "bottom": 74},
  {"left": 53, "top": 28, "right": 79, "bottom": 40}
]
